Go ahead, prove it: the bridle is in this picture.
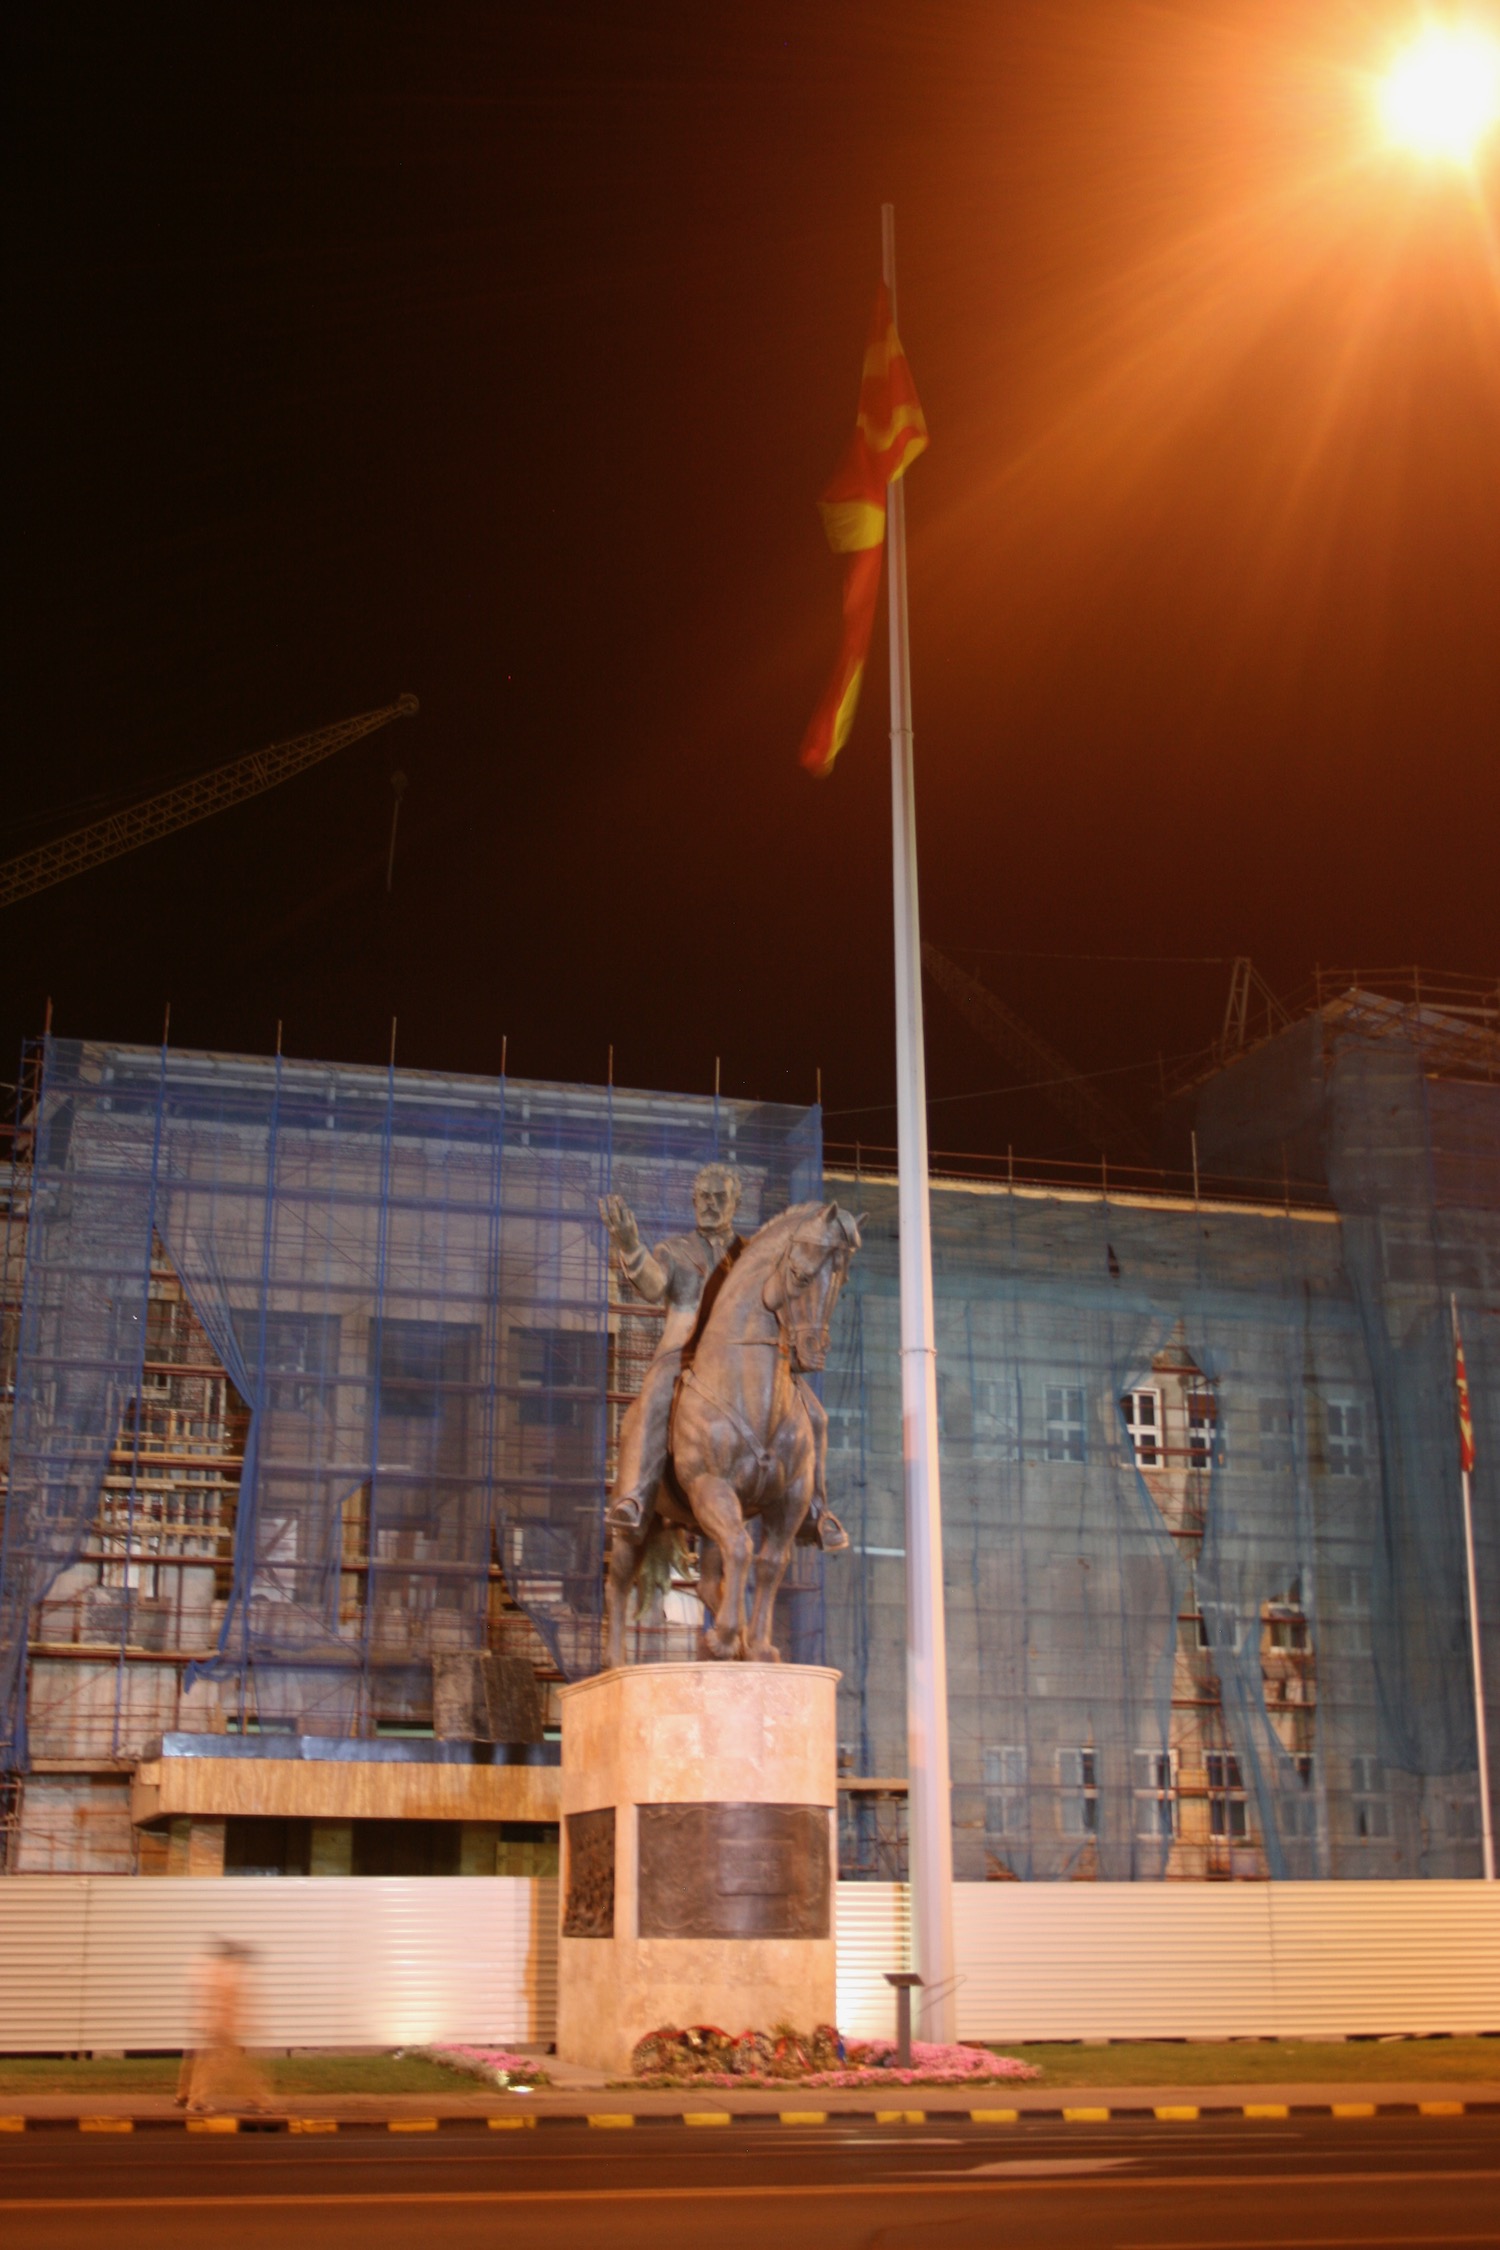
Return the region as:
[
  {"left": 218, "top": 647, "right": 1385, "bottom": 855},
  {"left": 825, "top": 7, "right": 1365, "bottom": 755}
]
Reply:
[{"left": 767, "top": 1219, "right": 855, "bottom": 1373}]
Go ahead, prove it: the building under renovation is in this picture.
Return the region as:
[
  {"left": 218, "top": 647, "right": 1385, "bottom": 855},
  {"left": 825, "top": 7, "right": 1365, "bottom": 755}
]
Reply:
[{"left": 0, "top": 976, "right": 1495, "bottom": 1886}]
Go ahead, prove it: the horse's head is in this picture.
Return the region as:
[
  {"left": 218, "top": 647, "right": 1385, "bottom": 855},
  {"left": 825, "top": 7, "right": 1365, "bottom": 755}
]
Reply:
[{"left": 762, "top": 1202, "right": 864, "bottom": 1372}]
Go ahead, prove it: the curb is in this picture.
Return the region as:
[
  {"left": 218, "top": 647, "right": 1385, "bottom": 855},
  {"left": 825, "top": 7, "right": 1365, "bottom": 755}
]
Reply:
[{"left": 2, "top": 2100, "right": 1496, "bottom": 2134}]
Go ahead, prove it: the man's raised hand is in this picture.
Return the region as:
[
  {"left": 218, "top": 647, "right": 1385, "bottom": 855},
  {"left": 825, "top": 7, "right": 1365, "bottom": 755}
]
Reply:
[{"left": 598, "top": 1193, "right": 640, "bottom": 1257}]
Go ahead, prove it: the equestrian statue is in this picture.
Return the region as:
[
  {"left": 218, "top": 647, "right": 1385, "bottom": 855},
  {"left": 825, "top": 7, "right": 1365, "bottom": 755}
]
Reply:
[{"left": 598, "top": 1166, "right": 862, "bottom": 1665}]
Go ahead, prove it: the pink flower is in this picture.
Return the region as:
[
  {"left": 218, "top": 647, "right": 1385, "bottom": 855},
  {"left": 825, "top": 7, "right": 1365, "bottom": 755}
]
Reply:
[
  {"left": 847, "top": 2041, "right": 1035, "bottom": 2080},
  {"left": 636, "top": 2050, "right": 1039, "bottom": 2091}
]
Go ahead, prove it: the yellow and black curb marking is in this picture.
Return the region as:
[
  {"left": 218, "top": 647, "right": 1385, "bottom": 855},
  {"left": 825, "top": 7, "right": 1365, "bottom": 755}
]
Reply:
[{"left": 0, "top": 2099, "right": 1493, "bottom": 2134}]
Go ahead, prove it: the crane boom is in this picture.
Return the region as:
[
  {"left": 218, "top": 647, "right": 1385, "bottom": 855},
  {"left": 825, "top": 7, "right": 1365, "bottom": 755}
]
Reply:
[
  {"left": 0, "top": 693, "right": 419, "bottom": 913},
  {"left": 921, "top": 941, "right": 1151, "bottom": 1163}
]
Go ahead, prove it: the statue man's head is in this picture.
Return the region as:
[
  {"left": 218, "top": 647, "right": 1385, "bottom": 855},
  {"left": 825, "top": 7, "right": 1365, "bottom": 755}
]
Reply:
[{"left": 692, "top": 1162, "right": 741, "bottom": 1235}]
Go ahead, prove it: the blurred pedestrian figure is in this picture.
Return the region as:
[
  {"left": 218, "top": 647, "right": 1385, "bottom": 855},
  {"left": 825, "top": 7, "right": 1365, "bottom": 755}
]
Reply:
[{"left": 175, "top": 1938, "right": 274, "bottom": 2113}]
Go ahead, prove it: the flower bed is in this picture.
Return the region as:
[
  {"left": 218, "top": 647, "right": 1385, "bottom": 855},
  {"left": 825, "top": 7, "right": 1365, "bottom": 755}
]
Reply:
[
  {"left": 423, "top": 2043, "right": 550, "bottom": 2090},
  {"left": 624, "top": 2023, "right": 1040, "bottom": 2090}
]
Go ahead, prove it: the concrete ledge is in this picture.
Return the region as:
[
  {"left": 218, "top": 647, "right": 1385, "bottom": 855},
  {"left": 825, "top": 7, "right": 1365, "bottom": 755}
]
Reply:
[{"left": 130, "top": 1756, "right": 561, "bottom": 1826}]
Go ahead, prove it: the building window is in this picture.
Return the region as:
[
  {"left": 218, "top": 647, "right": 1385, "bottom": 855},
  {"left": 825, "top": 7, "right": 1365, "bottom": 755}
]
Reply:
[
  {"left": 1327, "top": 1565, "right": 1372, "bottom": 1654},
  {"left": 1326, "top": 1401, "right": 1367, "bottom": 1478},
  {"left": 826, "top": 1402, "right": 862, "bottom": 1451},
  {"left": 1058, "top": 1747, "right": 1099, "bottom": 1837},
  {"left": 983, "top": 1746, "right": 1028, "bottom": 1839},
  {"left": 515, "top": 1327, "right": 605, "bottom": 1430},
  {"left": 1122, "top": 1388, "right": 1162, "bottom": 1468},
  {"left": 951, "top": 1379, "right": 1015, "bottom": 1454},
  {"left": 97, "top": 1554, "right": 159, "bottom": 1598},
  {"left": 1258, "top": 1400, "right": 1294, "bottom": 1472},
  {"left": 1328, "top": 1565, "right": 1370, "bottom": 1610},
  {"left": 1349, "top": 1754, "right": 1389, "bottom": 1840},
  {"left": 1267, "top": 1614, "right": 1310, "bottom": 1652},
  {"left": 1187, "top": 1391, "right": 1218, "bottom": 1472},
  {"left": 377, "top": 1320, "right": 476, "bottom": 1420},
  {"left": 1445, "top": 1796, "right": 1479, "bottom": 1842},
  {"left": 1206, "top": 1750, "right": 1249, "bottom": 1840},
  {"left": 1134, "top": 1748, "right": 1177, "bottom": 1838},
  {"left": 224, "top": 1817, "right": 312, "bottom": 1877},
  {"left": 350, "top": 1819, "right": 464, "bottom": 1877},
  {"left": 1281, "top": 1754, "right": 1317, "bottom": 1837},
  {"left": 972, "top": 1379, "right": 1009, "bottom": 1427},
  {"left": 1045, "top": 1386, "right": 1085, "bottom": 1462},
  {"left": 262, "top": 1311, "right": 340, "bottom": 1412}
]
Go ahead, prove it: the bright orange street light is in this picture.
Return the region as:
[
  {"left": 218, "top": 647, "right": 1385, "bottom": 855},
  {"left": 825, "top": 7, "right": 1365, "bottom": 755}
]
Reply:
[{"left": 1379, "top": 21, "right": 1500, "bottom": 162}]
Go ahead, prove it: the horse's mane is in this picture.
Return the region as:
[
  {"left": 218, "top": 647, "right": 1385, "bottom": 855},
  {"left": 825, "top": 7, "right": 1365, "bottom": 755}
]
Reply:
[
  {"left": 711, "top": 1200, "right": 839, "bottom": 1308},
  {"left": 752, "top": 1199, "right": 830, "bottom": 1240}
]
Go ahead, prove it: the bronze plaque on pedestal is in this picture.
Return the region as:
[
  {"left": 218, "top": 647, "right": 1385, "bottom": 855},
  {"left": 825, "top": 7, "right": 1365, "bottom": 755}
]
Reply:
[
  {"left": 637, "top": 1802, "right": 830, "bottom": 1939},
  {"left": 562, "top": 1806, "right": 615, "bottom": 1937}
]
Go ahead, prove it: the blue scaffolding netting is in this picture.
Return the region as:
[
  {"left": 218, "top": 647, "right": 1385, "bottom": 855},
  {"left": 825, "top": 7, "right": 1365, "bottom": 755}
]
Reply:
[
  {"left": 1, "top": 997, "right": 1495, "bottom": 1882},
  {"left": 820, "top": 1003, "right": 1497, "bottom": 1880},
  {"left": 0, "top": 1039, "right": 822, "bottom": 1762}
]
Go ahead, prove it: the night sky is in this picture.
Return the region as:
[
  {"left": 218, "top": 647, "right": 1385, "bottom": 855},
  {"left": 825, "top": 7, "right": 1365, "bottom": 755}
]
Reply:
[{"left": 6, "top": 3, "right": 1499, "bottom": 1169}]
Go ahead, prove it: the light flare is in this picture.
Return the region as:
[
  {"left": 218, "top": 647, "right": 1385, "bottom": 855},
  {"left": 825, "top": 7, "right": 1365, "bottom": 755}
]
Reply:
[{"left": 1379, "top": 22, "right": 1500, "bottom": 162}]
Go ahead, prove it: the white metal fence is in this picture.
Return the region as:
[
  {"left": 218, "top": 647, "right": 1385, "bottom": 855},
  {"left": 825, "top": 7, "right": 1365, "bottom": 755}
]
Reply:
[
  {"left": 0, "top": 1877, "right": 557, "bottom": 2051},
  {"left": 950, "top": 1883, "right": 1500, "bottom": 2041},
  {"left": 1, "top": 1877, "right": 1496, "bottom": 2051},
  {"left": 836, "top": 1878, "right": 912, "bottom": 2039}
]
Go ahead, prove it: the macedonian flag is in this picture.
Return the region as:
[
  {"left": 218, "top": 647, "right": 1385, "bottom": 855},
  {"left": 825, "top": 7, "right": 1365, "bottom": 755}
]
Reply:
[
  {"left": 800, "top": 283, "right": 929, "bottom": 778},
  {"left": 1456, "top": 1320, "right": 1477, "bottom": 1474}
]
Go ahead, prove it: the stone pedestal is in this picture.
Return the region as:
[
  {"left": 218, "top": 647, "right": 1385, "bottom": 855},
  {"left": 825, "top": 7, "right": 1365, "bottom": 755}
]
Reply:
[{"left": 556, "top": 1663, "right": 839, "bottom": 2075}]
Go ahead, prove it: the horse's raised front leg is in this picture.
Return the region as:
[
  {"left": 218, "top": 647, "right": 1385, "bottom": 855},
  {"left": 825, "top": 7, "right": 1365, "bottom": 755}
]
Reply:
[
  {"left": 603, "top": 1526, "right": 640, "bottom": 1670},
  {"left": 684, "top": 1475, "right": 751, "bottom": 1660}
]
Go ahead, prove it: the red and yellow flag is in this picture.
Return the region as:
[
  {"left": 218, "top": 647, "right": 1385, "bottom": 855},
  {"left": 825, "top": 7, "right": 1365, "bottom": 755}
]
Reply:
[
  {"left": 800, "top": 283, "right": 928, "bottom": 778},
  {"left": 1456, "top": 1322, "right": 1477, "bottom": 1474}
]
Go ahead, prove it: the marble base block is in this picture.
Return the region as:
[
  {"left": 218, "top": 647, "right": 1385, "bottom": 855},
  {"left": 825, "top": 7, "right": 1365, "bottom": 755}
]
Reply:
[{"left": 556, "top": 1663, "right": 840, "bottom": 2075}]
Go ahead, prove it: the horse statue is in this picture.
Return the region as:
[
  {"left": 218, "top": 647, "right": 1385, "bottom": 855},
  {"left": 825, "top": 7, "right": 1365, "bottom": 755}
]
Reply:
[{"left": 604, "top": 1199, "right": 862, "bottom": 1666}]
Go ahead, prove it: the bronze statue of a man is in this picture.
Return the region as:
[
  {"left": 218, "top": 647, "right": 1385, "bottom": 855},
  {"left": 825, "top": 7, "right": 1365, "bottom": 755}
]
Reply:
[{"left": 599, "top": 1161, "right": 848, "bottom": 1551}]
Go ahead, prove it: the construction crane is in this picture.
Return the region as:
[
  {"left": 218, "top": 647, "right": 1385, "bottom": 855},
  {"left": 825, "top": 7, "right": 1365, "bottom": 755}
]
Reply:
[
  {"left": 0, "top": 694, "right": 419, "bottom": 913},
  {"left": 921, "top": 941, "right": 1152, "bottom": 1164},
  {"left": 1218, "top": 955, "right": 1291, "bottom": 1061}
]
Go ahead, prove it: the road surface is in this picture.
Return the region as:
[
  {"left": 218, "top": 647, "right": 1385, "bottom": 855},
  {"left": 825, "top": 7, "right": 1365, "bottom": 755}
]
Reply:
[{"left": 3, "top": 2110, "right": 1498, "bottom": 2248}]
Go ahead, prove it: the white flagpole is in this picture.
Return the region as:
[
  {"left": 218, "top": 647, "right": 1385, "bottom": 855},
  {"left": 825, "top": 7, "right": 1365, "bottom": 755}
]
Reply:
[
  {"left": 882, "top": 202, "right": 957, "bottom": 2035},
  {"left": 1453, "top": 1296, "right": 1495, "bottom": 1881}
]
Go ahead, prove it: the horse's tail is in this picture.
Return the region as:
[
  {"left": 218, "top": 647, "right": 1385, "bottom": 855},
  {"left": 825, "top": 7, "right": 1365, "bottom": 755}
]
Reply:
[{"left": 631, "top": 1514, "right": 679, "bottom": 1620}]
